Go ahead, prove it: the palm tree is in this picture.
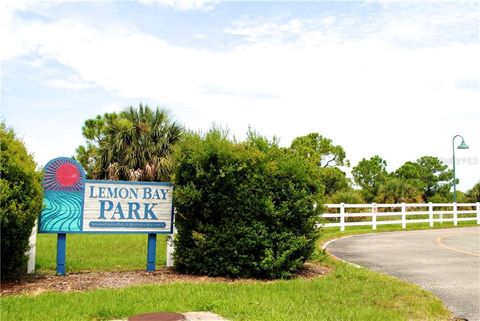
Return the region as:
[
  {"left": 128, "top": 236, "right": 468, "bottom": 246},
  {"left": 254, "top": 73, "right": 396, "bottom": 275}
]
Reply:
[
  {"left": 466, "top": 182, "right": 480, "bottom": 202},
  {"left": 94, "top": 104, "right": 182, "bottom": 181},
  {"left": 375, "top": 178, "right": 423, "bottom": 204}
]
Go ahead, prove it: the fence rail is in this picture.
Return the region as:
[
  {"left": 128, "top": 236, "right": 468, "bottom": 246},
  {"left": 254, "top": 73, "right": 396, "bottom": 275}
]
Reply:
[{"left": 320, "top": 202, "right": 480, "bottom": 231}]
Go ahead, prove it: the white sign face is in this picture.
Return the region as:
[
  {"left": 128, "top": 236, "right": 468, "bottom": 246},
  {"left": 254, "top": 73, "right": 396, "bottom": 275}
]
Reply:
[{"left": 82, "top": 181, "right": 173, "bottom": 233}]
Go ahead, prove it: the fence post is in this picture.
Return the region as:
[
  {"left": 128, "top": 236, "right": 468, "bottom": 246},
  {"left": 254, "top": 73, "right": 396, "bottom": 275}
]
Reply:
[
  {"left": 166, "top": 230, "right": 175, "bottom": 267},
  {"left": 453, "top": 202, "right": 458, "bottom": 226},
  {"left": 401, "top": 202, "right": 406, "bottom": 229},
  {"left": 477, "top": 202, "right": 480, "bottom": 225},
  {"left": 340, "top": 202, "right": 345, "bottom": 232},
  {"left": 428, "top": 202, "right": 433, "bottom": 228},
  {"left": 372, "top": 203, "right": 377, "bottom": 230},
  {"left": 27, "top": 221, "right": 37, "bottom": 274}
]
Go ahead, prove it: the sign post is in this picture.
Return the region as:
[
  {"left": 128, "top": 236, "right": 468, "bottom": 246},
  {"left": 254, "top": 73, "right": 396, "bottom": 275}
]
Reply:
[
  {"left": 38, "top": 157, "right": 174, "bottom": 275},
  {"left": 56, "top": 233, "right": 67, "bottom": 275},
  {"left": 147, "top": 234, "right": 157, "bottom": 271}
]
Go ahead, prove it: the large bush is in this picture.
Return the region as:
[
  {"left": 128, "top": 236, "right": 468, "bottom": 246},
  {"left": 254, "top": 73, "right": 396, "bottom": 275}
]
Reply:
[
  {"left": 0, "top": 123, "right": 43, "bottom": 279},
  {"left": 173, "top": 130, "right": 323, "bottom": 279}
]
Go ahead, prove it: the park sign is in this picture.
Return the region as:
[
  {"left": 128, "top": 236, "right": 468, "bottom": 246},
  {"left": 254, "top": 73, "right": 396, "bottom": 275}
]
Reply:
[
  {"left": 39, "top": 157, "right": 173, "bottom": 234},
  {"left": 38, "top": 157, "right": 174, "bottom": 274}
]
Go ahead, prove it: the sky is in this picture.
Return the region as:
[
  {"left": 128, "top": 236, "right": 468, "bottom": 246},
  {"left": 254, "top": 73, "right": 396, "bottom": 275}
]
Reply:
[{"left": 1, "top": 0, "right": 479, "bottom": 191}]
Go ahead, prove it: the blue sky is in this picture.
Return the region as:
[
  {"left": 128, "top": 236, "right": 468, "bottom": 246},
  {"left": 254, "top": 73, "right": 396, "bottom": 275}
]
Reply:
[{"left": 1, "top": 0, "right": 479, "bottom": 191}]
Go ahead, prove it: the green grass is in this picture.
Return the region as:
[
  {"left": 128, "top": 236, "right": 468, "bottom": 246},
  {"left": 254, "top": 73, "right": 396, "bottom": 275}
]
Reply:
[
  {"left": 35, "top": 234, "right": 167, "bottom": 273},
  {"left": 318, "top": 219, "right": 479, "bottom": 247},
  {"left": 10, "top": 221, "right": 476, "bottom": 320},
  {"left": 34, "top": 220, "right": 477, "bottom": 274},
  {"left": 1, "top": 263, "right": 450, "bottom": 321}
]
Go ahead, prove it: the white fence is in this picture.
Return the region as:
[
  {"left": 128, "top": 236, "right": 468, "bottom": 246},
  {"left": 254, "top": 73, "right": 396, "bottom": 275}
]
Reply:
[{"left": 321, "top": 202, "right": 480, "bottom": 231}]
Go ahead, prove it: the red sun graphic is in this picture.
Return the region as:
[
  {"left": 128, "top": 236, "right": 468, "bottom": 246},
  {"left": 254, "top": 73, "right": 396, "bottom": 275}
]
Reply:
[{"left": 56, "top": 163, "right": 81, "bottom": 187}]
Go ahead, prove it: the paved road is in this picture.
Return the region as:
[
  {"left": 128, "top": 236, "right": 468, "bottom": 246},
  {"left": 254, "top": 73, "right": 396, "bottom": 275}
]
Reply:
[{"left": 326, "top": 227, "right": 480, "bottom": 321}]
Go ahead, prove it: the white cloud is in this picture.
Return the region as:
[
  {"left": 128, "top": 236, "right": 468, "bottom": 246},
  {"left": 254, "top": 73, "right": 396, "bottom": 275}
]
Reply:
[
  {"left": 46, "top": 77, "right": 93, "bottom": 90},
  {"left": 137, "top": 0, "right": 216, "bottom": 11},
  {"left": 2, "top": 1, "right": 479, "bottom": 189},
  {"left": 226, "top": 2, "right": 478, "bottom": 48},
  {"left": 0, "top": 0, "right": 34, "bottom": 60}
]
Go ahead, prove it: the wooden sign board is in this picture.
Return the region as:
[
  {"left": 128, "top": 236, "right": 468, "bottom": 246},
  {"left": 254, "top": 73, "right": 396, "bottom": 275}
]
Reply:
[
  {"left": 39, "top": 157, "right": 173, "bottom": 234},
  {"left": 38, "top": 157, "right": 174, "bottom": 274}
]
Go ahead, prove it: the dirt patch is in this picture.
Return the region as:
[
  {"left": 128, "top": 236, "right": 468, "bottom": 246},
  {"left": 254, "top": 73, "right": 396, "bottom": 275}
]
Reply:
[{"left": 0, "top": 263, "right": 331, "bottom": 297}]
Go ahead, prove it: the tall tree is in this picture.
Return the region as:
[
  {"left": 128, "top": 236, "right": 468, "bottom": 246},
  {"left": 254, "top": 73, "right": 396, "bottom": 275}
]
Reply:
[
  {"left": 290, "top": 133, "right": 348, "bottom": 168},
  {"left": 318, "top": 167, "right": 351, "bottom": 196},
  {"left": 76, "top": 104, "right": 182, "bottom": 181},
  {"left": 290, "top": 133, "right": 351, "bottom": 196},
  {"left": 466, "top": 182, "right": 480, "bottom": 202},
  {"left": 395, "top": 156, "right": 453, "bottom": 202},
  {"left": 352, "top": 155, "right": 388, "bottom": 202},
  {"left": 75, "top": 112, "right": 118, "bottom": 177}
]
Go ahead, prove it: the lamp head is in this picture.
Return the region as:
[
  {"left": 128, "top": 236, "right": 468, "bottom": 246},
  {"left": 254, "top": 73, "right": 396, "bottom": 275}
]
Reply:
[{"left": 457, "top": 139, "right": 469, "bottom": 149}]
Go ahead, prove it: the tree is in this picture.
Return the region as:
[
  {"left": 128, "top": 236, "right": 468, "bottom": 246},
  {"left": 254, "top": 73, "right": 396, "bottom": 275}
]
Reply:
[
  {"left": 395, "top": 156, "right": 453, "bottom": 202},
  {"left": 75, "top": 112, "right": 118, "bottom": 177},
  {"left": 290, "top": 133, "right": 348, "bottom": 167},
  {"left": 352, "top": 155, "right": 388, "bottom": 202},
  {"left": 290, "top": 133, "right": 350, "bottom": 196},
  {"left": 375, "top": 178, "right": 423, "bottom": 204},
  {"left": 75, "top": 104, "right": 182, "bottom": 181},
  {"left": 0, "top": 122, "right": 43, "bottom": 279},
  {"left": 173, "top": 129, "right": 323, "bottom": 278},
  {"left": 318, "top": 167, "right": 351, "bottom": 196},
  {"left": 466, "top": 182, "right": 480, "bottom": 202}
]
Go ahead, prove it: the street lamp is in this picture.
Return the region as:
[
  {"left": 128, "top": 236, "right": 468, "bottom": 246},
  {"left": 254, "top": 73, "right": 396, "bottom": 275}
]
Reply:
[{"left": 452, "top": 135, "right": 469, "bottom": 203}]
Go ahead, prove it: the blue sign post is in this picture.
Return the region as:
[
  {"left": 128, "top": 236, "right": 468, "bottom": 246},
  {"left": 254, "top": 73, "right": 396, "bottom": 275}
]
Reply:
[
  {"left": 39, "top": 157, "right": 174, "bottom": 275},
  {"left": 56, "top": 233, "right": 67, "bottom": 275},
  {"left": 147, "top": 234, "right": 157, "bottom": 272}
]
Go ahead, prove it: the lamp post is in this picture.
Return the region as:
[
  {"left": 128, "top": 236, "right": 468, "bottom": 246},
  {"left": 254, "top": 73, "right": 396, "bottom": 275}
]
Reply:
[{"left": 452, "top": 135, "right": 469, "bottom": 203}]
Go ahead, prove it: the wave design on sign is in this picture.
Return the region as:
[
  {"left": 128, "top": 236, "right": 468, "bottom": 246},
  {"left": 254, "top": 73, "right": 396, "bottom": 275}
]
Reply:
[{"left": 39, "top": 191, "right": 83, "bottom": 232}]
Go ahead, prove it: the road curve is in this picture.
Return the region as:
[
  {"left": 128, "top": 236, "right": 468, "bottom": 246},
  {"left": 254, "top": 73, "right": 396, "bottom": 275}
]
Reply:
[{"left": 326, "top": 227, "right": 480, "bottom": 321}]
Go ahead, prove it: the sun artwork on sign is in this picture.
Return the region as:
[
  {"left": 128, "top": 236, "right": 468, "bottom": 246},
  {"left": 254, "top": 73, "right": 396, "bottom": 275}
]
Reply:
[{"left": 44, "top": 160, "right": 84, "bottom": 191}]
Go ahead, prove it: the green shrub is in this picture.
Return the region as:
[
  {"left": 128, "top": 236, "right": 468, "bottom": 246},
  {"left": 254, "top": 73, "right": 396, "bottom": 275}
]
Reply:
[
  {"left": 173, "top": 129, "right": 323, "bottom": 279},
  {"left": 328, "top": 190, "right": 365, "bottom": 204},
  {"left": 326, "top": 190, "right": 367, "bottom": 222},
  {"left": 0, "top": 122, "right": 43, "bottom": 279}
]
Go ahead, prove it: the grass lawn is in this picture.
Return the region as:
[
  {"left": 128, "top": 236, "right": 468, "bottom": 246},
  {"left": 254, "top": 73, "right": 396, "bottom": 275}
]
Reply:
[
  {"left": 35, "top": 234, "right": 167, "bottom": 273},
  {"left": 4, "top": 222, "right": 477, "bottom": 320},
  {"left": 318, "top": 219, "right": 479, "bottom": 246},
  {"left": 1, "top": 263, "right": 450, "bottom": 321},
  {"left": 33, "top": 220, "right": 478, "bottom": 274}
]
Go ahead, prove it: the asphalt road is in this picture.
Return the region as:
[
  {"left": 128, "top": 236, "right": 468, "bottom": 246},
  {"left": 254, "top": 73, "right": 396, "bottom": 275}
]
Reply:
[{"left": 326, "top": 227, "right": 480, "bottom": 321}]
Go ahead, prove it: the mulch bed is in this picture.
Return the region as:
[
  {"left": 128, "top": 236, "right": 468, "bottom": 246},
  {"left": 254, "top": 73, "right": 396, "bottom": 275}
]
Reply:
[{"left": 0, "top": 263, "right": 331, "bottom": 297}]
